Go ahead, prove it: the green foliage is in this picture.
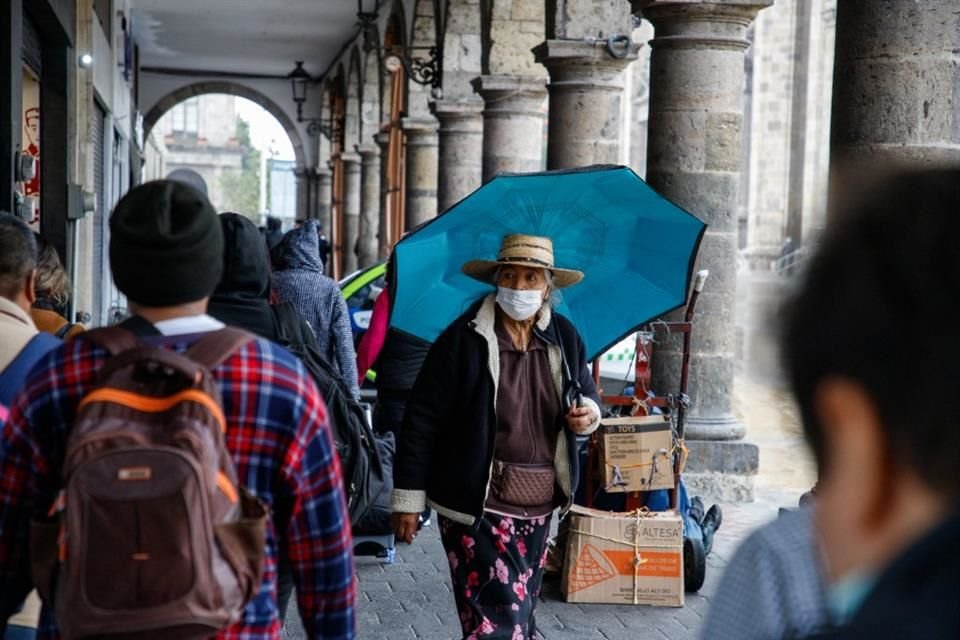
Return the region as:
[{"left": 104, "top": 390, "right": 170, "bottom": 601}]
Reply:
[{"left": 219, "top": 116, "right": 261, "bottom": 219}]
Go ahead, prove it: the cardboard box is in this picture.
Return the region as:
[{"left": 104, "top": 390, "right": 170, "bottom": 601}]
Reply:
[
  {"left": 598, "top": 415, "right": 675, "bottom": 492},
  {"left": 562, "top": 505, "right": 684, "bottom": 606}
]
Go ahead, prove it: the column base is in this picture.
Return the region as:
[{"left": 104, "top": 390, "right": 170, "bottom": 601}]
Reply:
[
  {"left": 683, "top": 439, "right": 759, "bottom": 503},
  {"left": 685, "top": 413, "right": 746, "bottom": 440}
]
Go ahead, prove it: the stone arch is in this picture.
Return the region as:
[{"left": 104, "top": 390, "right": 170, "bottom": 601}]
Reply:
[
  {"left": 345, "top": 51, "right": 363, "bottom": 151},
  {"left": 407, "top": 0, "right": 440, "bottom": 117},
  {"left": 480, "top": 0, "right": 546, "bottom": 77},
  {"left": 442, "top": 0, "right": 483, "bottom": 99},
  {"left": 143, "top": 81, "right": 307, "bottom": 172}
]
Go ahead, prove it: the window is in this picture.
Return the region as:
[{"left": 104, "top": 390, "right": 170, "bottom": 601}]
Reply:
[{"left": 170, "top": 98, "right": 199, "bottom": 136}]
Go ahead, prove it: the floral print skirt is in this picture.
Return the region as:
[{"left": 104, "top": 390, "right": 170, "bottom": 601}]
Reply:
[{"left": 439, "top": 512, "right": 553, "bottom": 640}]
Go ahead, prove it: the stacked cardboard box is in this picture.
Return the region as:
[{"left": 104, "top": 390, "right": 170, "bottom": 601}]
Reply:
[
  {"left": 597, "top": 415, "right": 675, "bottom": 493},
  {"left": 562, "top": 505, "right": 684, "bottom": 606}
]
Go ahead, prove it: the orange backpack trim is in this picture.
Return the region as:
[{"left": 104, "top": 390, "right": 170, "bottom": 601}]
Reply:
[{"left": 77, "top": 388, "right": 227, "bottom": 432}]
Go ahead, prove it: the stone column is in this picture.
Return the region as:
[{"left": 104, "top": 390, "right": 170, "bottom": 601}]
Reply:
[
  {"left": 375, "top": 132, "right": 391, "bottom": 259},
  {"left": 402, "top": 117, "right": 440, "bottom": 230},
  {"left": 638, "top": 0, "right": 772, "bottom": 501},
  {"left": 431, "top": 99, "right": 484, "bottom": 212},
  {"left": 356, "top": 143, "right": 381, "bottom": 268},
  {"left": 471, "top": 75, "right": 547, "bottom": 181},
  {"left": 831, "top": 0, "right": 960, "bottom": 169},
  {"left": 316, "top": 167, "right": 333, "bottom": 239},
  {"left": 536, "top": 2, "right": 637, "bottom": 168},
  {"left": 341, "top": 151, "right": 362, "bottom": 274}
]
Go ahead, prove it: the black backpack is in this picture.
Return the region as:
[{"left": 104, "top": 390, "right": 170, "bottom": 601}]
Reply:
[{"left": 270, "top": 303, "right": 385, "bottom": 526}]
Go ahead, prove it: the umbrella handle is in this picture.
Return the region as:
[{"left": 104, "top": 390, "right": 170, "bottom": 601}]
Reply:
[{"left": 565, "top": 381, "right": 583, "bottom": 411}]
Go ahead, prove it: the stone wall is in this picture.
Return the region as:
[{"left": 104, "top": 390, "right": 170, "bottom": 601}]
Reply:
[
  {"left": 442, "top": 0, "right": 483, "bottom": 100},
  {"left": 745, "top": 0, "right": 797, "bottom": 269},
  {"left": 744, "top": 0, "right": 835, "bottom": 269},
  {"left": 485, "top": 0, "right": 546, "bottom": 77}
]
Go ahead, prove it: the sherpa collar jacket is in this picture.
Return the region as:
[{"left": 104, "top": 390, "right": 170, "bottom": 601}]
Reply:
[{"left": 391, "top": 294, "right": 601, "bottom": 526}]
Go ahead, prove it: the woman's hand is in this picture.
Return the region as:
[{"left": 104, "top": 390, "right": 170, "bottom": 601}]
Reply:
[
  {"left": 565, "top": 405, "right": 596, "bottom": 434},
  {"left": 392, "top": 512, "right": 420, "bottom": 544}
]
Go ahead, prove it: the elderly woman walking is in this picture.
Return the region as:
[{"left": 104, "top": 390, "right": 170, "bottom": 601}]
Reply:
[{"left": 392, "top": 234, "right": 602, "bottom": 640}]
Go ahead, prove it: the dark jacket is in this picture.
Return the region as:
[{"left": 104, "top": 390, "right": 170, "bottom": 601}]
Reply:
[
  {"left": 391, "top": 294, "right": 602, "bottom": 526},
  {"left": 375, "top": 328, "right": 431, "bottom": 394},
  {"left": 808, "top": 512, "right": 960, "bottom": 640},
  {"left": 208, "top": 213, "right": 277, "bottom": 340}
]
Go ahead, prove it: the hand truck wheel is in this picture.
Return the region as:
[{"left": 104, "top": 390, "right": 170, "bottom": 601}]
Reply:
[{"left": 684, "top": 535, "right": 706, "bottom": 592}]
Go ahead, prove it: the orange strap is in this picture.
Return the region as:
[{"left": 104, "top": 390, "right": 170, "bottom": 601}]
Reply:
[
  {"left": 77, "top": 388, "right": 227, "bottom": 433},
  {"left": 216, "top": 471, "right": 238, "bottom": 504}
]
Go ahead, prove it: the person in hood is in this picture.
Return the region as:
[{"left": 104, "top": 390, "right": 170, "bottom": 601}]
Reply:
[
  {"left": 208, "top": 211, "right": 329, "bottom": 624},
  {"left": 272, "top": 219, "right": 360, "bottom": 400},
  {"left": 208, "top": 212, "right": 282, "bottom": 339}
]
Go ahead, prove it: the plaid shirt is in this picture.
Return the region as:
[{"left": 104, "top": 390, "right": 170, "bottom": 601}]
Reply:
[{"left": 0, "top": 332, "right": 356, "bottom": 639}]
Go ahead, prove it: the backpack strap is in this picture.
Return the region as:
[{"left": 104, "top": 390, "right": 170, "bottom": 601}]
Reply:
[
  {"left": 80, "top": 326, "right": 141, "bottom": 356},
  {"left": 0, "top": 332, "right": 61, "bottom": 407},
  {"left": 185, "top": 327, "right": 254, "bottom": 371},
  {"left": 271, "top": 303, "right": 322, "bottom": 351}
]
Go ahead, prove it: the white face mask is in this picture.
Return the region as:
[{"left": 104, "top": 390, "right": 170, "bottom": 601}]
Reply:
[{"left": 496, "top": 286, "right": 544, "bottom": 321}]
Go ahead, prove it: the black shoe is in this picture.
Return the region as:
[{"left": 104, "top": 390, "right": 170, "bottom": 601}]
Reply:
[
  {"left": 688, "top": 496, "right": 705, "bottom": 524},
  {"left": 419, "top": 507, "right": 432, "bottom": 528},
  {"left": 700, "top": 505, "right": 722, "bottom": 556}
]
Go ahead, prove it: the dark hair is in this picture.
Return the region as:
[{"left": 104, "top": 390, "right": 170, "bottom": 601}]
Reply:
[
  {"left": 781, "top": 168, "right": 960, "bottom": 500},
  {"left": 0, "top": 214, "right": 37, "bottom": 299}
]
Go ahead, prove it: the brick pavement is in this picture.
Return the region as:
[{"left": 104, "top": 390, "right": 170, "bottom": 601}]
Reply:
[{"left": 283, "top": 489, "right": 798, "bottom": 640}]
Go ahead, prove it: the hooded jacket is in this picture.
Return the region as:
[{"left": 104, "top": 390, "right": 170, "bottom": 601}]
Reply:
[
  {"left": 272, "top": 220, "right": 360, "bottom": 400},
  {"left": 207, "top": 213, "right": 278, "bottom": 340},
  {"left": 391, "top": 294, "right": 602, "bottom": 525}
]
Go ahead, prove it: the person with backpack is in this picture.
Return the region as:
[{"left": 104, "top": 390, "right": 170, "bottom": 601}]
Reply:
[
  {"left": 208, "top": 211, "right": 388, "bottom": 618},
  {"left": 0, "top": 215, "right": 60, "bottom": 640},
  {"left": 0, "top": 182, "right": 355, "bottom": 640},
  {"left": 271, "top": 219, "right": 361, "bottom": 401}
]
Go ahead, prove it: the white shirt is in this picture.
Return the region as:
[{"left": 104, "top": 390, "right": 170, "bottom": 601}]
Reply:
[{"left": 152, "top": 314, "right": 225, "bottom": 337}]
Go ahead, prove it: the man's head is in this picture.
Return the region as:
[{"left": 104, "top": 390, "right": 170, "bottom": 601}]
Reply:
[
  {"left": 109, "top": 180, "right": 222, "bottom": 316},
  {"left": 0, "top": 214, "right": 37, "bottom": 312},
  {"left": 781, "top": 168, "right": 960, "bottom": 582},
  {"left": 24, "top": 107, "right": 39, "bottom": 146}
]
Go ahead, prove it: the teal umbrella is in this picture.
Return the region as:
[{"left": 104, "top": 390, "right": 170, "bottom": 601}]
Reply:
[{"left": 390, "top": 165, "right": 706, "bottom": 360}]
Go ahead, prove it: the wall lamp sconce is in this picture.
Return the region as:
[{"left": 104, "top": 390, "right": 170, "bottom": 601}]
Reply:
[
  {"left": 287, "top": 61, "right": 333, "bottom": 138},
  {"left": 356, "top": 0, "right": 443, "bottom": 98},
  {"left": 78, "top": 53, "right": 93, "bottom": 68}
]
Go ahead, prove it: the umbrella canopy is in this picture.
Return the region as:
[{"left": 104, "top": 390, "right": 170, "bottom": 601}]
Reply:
[{"left": 390, "top": 165, "right": 706, "bottom": 360}]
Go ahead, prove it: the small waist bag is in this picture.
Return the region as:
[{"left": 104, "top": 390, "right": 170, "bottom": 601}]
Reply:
[{"left": 490, "top": 460, "right": 556, "bottom": 507}]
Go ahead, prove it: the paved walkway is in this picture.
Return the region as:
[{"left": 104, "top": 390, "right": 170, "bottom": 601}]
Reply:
[
  {"left": 284, "top": 486, "right": 800, "bottom": 640},
  {"left": 284, "top": 273, "right": 817, "bottom": 638}
]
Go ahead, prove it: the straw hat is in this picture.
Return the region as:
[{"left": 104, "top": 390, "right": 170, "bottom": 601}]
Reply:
[{"left": 462, "top": 234, "right": 584, "bottom": 288}]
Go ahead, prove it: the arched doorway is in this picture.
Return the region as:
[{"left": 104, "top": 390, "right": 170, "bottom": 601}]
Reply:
[
  {"left": 145, "top": 88, "right": 302, "bottom": 229},
  {"left": 143, "top": 81, "right": 308, "bottom": 175}
]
